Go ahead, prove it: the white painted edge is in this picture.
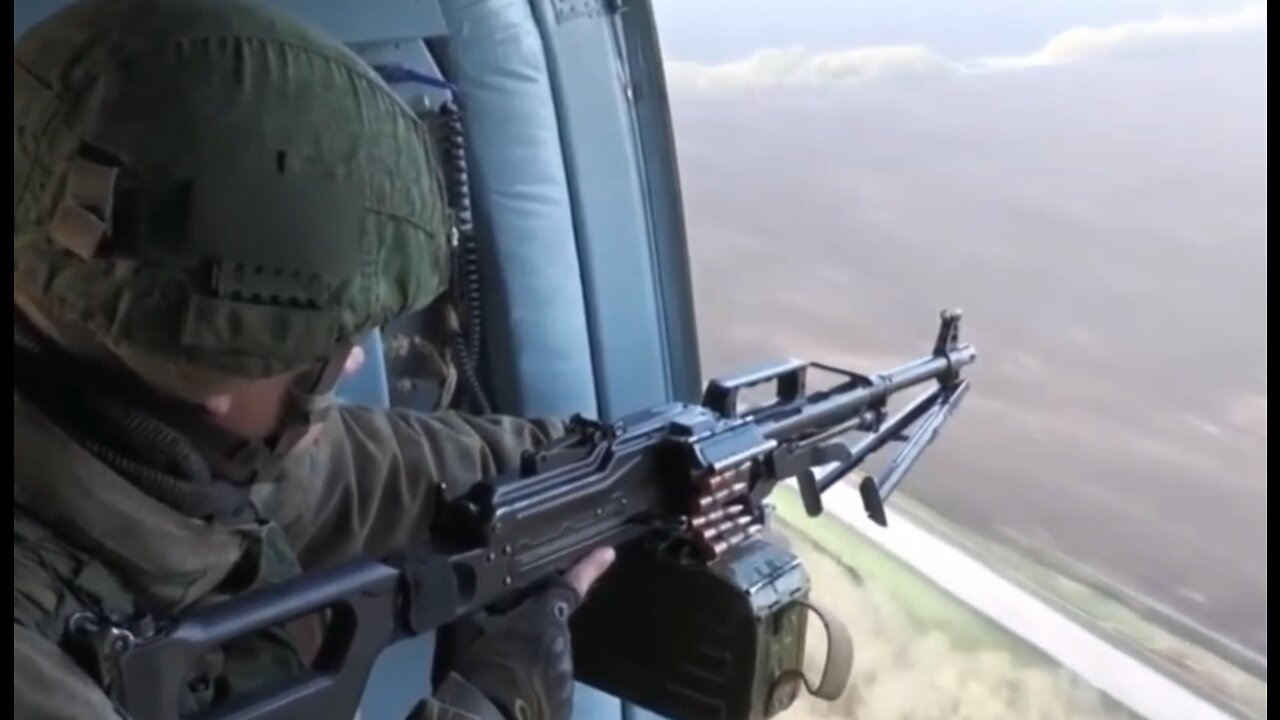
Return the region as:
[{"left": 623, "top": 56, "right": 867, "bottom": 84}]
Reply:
[{"left": 790, "top": 478, "right": 1235, "bottom": 720}]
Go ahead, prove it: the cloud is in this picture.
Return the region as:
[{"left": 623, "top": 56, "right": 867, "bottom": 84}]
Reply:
[
  {"left": 665, "top": 3, "right": 1267, "bottom": 91},
  {"left": 971, "top": 2, "right": 1268, "bottom": 71},
  {"left": 665, "top": 45, "right": 951, "bottom": 91}
]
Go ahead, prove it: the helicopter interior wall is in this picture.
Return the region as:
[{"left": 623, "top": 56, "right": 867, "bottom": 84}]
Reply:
[{"left": 521, "top": 0, "right": 676, "bottom": 421}]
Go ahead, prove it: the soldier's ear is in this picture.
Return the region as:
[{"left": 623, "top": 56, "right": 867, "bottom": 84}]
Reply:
[{"left": 203, "top": 394, "right": 233, "bottom": 417}]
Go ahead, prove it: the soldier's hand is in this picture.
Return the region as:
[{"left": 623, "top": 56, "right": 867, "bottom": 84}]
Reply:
[
  {"left": 563, "top": 546, "right": 616, "bottom": 597},
  {"left": 441, "top": 546, "right": 615, "bottom": 720}
]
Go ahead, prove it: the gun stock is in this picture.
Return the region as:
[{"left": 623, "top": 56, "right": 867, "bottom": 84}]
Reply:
[{"left": 97, "top": 310, "right": 976, "bottom": 720}]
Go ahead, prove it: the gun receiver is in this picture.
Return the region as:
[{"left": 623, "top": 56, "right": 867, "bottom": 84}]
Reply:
[{"left": 103, "top": 310, "right": 976, "bottom": 720}]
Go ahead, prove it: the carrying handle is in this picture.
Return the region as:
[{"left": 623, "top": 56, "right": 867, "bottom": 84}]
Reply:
[{"left": 769, "top": 598, "right": 855, "bottom": 712}]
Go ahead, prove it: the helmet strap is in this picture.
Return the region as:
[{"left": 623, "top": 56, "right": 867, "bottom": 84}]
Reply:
[{"left": 216, "top": 341, "right": 355, "bottom": 483}]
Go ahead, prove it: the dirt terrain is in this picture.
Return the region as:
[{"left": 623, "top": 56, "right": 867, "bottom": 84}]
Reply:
[
  {"left": 674, "top": 42, "right": 1268, "bottom": 667},
  {"left": 770, "top": 506, "right": 1134, "bottom": 720}
]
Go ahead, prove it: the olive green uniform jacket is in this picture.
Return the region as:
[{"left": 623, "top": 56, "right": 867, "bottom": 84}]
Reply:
[{"left": 13, "top": 391, "right": 562, "bottom": 719}]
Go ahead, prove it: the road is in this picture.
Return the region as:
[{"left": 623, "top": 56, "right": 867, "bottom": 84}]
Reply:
[
  {"left": 672, "top": 49, "right": 1268, "bottom": 667},
  {"left": 818, "top": 481, "right": 1235, "bottom": 720}
]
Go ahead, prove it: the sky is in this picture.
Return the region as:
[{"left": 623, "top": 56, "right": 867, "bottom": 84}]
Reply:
[
  {"left": 650, "top": 0, "right": 1267, "bottom": 93},
  {"left": 651, "top": 0, "right": 1265, "bottom": 62}
]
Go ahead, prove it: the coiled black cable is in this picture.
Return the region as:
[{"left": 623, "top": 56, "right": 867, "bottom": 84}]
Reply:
[
  {"left": 373, "top": 65, "right": 493, "bottom": 414},
  {"left": 434, "top": 101, "right": 491, "bottom": 415},
  {"left": 438, "top": 101, "right": 484, "bottom": 363}
]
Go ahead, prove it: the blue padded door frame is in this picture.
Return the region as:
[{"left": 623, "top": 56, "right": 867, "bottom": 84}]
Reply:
[
  {"left": 527, "top": 0, "right": 672, "bottom": 421},
  {"left": 612, "top": 0, "right": 704, "bottom": 405}
]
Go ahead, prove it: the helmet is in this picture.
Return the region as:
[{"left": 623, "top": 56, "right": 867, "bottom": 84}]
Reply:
[{"left": 14, "top": 0, "right": 450, "bottom": 404}]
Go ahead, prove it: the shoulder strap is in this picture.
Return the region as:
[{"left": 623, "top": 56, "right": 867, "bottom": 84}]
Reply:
[
  {"left": 15, "top": 507, "right": 136, "bottom": 626},
  {"left": 15, "top": 507, "right": 241, "bottom": 713},
  {"left": 15, "top": 507, "right": 141, "bottom": 690}
]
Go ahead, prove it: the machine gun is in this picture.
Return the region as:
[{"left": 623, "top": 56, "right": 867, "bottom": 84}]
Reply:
[{"left": 103, "top": 310, "right": 976, "bottom": 720}]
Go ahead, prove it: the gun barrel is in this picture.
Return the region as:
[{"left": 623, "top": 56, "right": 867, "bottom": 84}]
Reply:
[
  {"left": 762, "top": 344, "right": 975, "bottom": 442},
  {"left": 814, "top": 385, "right": 944, "bottom": 495},
  {"left": 886, "top": 345, "right": 976, "bottom": 388}
]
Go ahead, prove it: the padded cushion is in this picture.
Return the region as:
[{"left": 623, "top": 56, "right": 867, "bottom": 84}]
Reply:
[{"left": 437, "top": 0, "right": 599, "bottom": 420}]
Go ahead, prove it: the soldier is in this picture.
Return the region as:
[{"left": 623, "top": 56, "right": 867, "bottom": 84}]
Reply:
[{"left": 13, "top": 1, "right": 614, "bottom": 718}]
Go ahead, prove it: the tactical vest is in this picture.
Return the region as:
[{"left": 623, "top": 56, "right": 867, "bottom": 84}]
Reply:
[{"left": 13, "top": 393, "right": 312, "bottom": 714}]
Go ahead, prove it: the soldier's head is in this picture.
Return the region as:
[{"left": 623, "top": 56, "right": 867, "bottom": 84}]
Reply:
[{"left": 14, "top": 0, "right": 451, "bottom": 443}]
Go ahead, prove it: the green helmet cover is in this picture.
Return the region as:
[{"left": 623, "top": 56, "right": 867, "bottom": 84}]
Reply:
[{"left": 14, "top": 0, "right": 451, "bottom": 389}]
